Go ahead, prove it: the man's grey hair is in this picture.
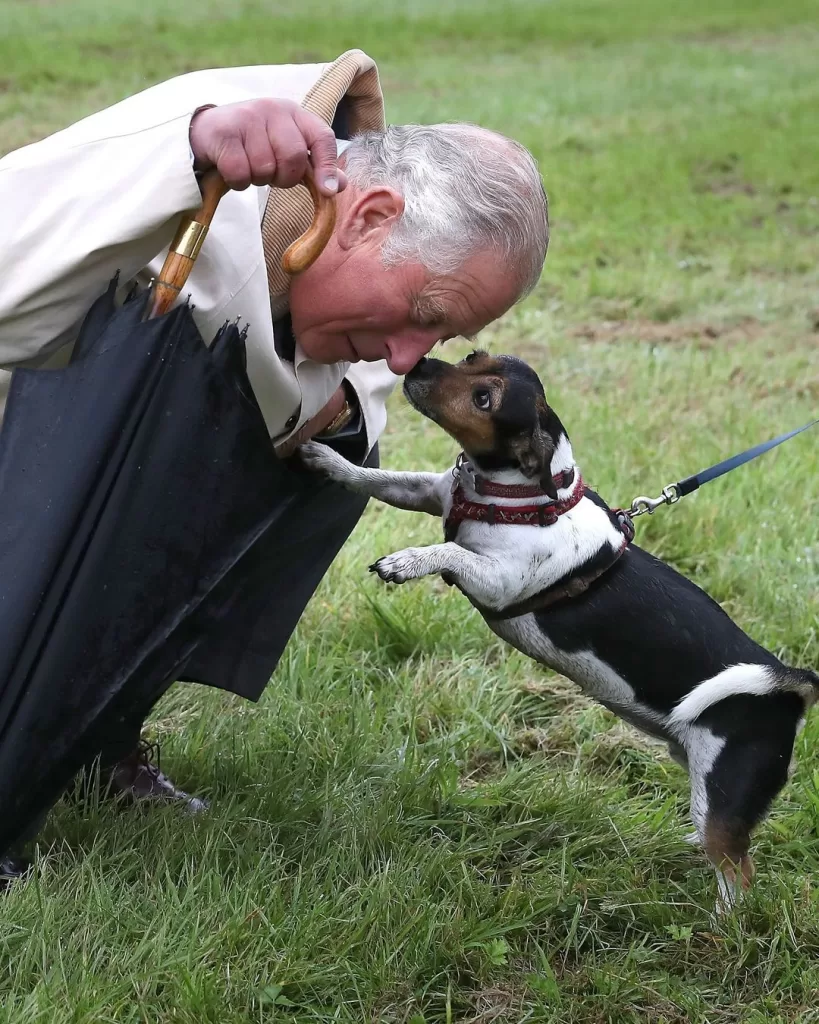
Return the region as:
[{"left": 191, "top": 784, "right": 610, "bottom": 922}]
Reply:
[{"left": 343, "top": 123, "right": 549, "bottom": 297}]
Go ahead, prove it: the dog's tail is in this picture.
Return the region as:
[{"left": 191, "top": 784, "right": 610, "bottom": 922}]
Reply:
[{"left": 667, "top": 663, "right": 819, "bottom": 729}]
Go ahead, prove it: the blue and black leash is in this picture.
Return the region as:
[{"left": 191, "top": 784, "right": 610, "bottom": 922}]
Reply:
[{"left": 625, "top": 417, "right": 818, "bottom": 521}]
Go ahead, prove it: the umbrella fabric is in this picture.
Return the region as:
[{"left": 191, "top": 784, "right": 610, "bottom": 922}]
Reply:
[{"left": 0, "top": 278, "right": 308, "bottom": 854}]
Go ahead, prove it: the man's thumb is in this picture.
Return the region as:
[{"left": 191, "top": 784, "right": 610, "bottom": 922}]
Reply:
[{"left": 302, "top": 119, "right": 341, "bottom": 196}]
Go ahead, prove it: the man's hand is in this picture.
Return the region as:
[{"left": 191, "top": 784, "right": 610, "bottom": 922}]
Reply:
[{"left": 189, "top": 99, "right": 347, "bottom": 196}]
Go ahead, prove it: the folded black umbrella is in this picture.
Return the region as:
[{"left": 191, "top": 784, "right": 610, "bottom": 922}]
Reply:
[{"left": 0, "top": 174, "right": 335, "bottom": 854}]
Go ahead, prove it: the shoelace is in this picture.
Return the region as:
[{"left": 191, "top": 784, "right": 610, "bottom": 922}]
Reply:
[{"left": 135, "top": 738, "right": 163, "bottom": 777}]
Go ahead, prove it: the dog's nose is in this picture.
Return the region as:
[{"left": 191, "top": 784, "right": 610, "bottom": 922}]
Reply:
[{"left": 405, "top": 356, "right": 428, "bottom": 379}]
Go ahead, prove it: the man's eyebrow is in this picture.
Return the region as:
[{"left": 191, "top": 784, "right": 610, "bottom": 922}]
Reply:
[
  {"left": 412, "top": 294, "right": 478, "bottom": 342},
  {"left": 411, "top": 294, "right": 449, "bottom": 323}
]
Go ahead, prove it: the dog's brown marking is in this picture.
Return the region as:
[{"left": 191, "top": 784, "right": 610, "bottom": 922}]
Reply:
[
  {"left": 404, "top": 352, "right": 561, "bottom": 492},
  {"left": 420, "top": 353, "right": 509, "bottom": 455},
  {"left": 704, "top": 818, "right": 755, "bottom": 890}
]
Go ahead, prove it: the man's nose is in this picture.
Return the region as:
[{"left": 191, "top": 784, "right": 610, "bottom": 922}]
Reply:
[{"left": 383, "top": 331, "right": 439, "bottom": 376}]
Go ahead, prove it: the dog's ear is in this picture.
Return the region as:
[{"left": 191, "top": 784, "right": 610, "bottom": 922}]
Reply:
[{"left": 512, "top": 415, "right": 557, "bottom": 498}]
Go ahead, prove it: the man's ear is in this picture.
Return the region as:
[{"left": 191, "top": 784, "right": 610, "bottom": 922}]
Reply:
[
  {"left": 336, "top": 186, "right": 405, "bottom": 250},
  {"left": 512, "top": 423, "right": 557, "bottom": 498}
]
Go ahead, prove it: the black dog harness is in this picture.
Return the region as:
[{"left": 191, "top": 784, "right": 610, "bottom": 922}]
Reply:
[{"left": 444, "top": 416, "right": 817, "bottom": 620}]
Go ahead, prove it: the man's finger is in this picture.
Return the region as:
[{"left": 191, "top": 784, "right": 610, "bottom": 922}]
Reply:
[
  {"left": 242, "top": 120, "right": 278, "bottom": 187},
  {"left": 295, "top": 111, "right": 342, "bottom": 196},
  {"left": 266, "top": 119, "right": 311, "bottom": 189},
  {"left": 215, "top": 137, "right": 253, "bottom": 191}
]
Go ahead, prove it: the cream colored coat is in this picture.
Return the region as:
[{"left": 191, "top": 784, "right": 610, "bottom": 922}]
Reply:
[{"left": 0, "top": 50, "right": 397, "bottom": 450}]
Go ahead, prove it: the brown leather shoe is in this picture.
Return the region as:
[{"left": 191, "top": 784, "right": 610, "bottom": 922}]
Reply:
[
  {"left": 103, "top": 740, "right": 209, "bottom": 814},
  {"left": 1, "top": 855, "right": 30, "bottom": 891}
]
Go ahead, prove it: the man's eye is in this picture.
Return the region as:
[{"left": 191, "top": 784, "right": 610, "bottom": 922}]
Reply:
[{"left": 473, "top": 389, "right": 492, "bottom": 411}]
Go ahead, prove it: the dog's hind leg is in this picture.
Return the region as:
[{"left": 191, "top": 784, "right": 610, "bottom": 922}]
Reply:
[
  {"left": 686, "top": 757, "right": 753, "bottom": 912},
  {"left": 685, "top": 698, "right": 802, "bottom": 912},
  {"left": 704, "top": 817, "right": 755, "bottom": 913}
]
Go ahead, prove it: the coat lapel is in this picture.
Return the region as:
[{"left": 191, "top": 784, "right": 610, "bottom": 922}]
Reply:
[{"left": 261, "top": 49, "right": 386, "bottom": 319}]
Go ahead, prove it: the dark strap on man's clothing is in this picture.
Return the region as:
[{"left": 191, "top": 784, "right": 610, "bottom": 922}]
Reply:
[{"left": 272, "top": 312, "right": 297, "bottom": 363}]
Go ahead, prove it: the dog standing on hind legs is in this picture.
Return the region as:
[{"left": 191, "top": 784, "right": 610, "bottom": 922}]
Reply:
[{"left": 300, "top": 351, "right": 818, "bottom": 910}]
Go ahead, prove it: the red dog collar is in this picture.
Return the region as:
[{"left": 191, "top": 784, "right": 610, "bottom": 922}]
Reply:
[
  {"left": 446, "top": 473, "right": 585, "bottom": 534},
  {"left": 473, "top": 466, "right": 577, "bottom": 499}
]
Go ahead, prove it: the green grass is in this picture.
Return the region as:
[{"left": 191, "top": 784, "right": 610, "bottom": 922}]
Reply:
[{"left": 2, "top": 0, "right": 818, "bottom": 1020}]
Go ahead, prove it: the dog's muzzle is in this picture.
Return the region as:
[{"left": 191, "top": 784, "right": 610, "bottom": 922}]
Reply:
[{"left": 402, "top": 357, "right": 444, "bottom": 416}]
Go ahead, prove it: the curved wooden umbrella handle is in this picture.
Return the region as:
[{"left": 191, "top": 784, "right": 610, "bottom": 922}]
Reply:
[
  {"left": 280, "top": 176, "right": 336, "bottom": 275},
  {"left": 149, "top": 170, "right": 336, "bottom": 319}
]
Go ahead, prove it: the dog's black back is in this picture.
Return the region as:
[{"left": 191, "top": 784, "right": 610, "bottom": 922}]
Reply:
[{"left": 534, "top": 535, "right": 781, "bottom": 716}]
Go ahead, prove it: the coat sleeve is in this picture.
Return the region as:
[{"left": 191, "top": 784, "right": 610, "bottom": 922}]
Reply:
[{"left": 0, "top": 108, "right": 204, "bottom": 367}]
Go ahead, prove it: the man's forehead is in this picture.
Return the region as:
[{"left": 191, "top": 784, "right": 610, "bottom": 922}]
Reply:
[{"left": 417, "top": 269, "right": 512, "bottom": 337}]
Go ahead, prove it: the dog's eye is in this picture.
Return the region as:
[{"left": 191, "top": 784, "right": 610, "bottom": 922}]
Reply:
[{"left": 473, "top": 389, "right": 492, "bottom": 411}]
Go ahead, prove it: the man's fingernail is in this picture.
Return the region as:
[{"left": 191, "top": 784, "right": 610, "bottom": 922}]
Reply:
[{"left": 323, "top": 176, "right": 338, "bottom": 193}]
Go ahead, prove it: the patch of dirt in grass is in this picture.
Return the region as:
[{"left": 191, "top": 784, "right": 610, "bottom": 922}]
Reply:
[
  {"left": 463, "top": 696, "right": 666, "bottom": 789},
  {"left": 692, "top": 153, "right": 759, "bottom": 197},
  {"left": 755, "top": 372, "right": 819, "bottom": 402},
  {"left": 686, "top": 27, "right": 819, "bottom": 53},
  {"left": 462, "top": 986, "right": 523, "bottom": 1023},
  {"left": 567, "top": 315, "right": 766, "bottom": 348},
  {"left": 697, "top": 177, "right": 757, "bottom": 197},
  {"left": 462, "top": 728, "right": 552, "bottom": 785}
]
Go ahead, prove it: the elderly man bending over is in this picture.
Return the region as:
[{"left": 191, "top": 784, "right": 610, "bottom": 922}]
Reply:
[{"left": 0, "top": 50, "right": 548, "bottom": 844}]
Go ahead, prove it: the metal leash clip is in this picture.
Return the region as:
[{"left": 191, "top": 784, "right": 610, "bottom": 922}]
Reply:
[
  {"left": 452, "top": 451, "right": 468, "bottom": 480},
  {"left": 622, "top": 417, "right": 816, "bottom": 525},
  {"left": 628, "top": 483, "right": 682, "bottom": 518}
]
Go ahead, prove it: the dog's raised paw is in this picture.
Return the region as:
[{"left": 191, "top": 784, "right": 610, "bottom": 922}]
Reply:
[
  {"left": 369, "top": 548, "right": 428, "bottom": 584},
  {"left": 298, "top": 440, "right": 347, "bottom": 479}
]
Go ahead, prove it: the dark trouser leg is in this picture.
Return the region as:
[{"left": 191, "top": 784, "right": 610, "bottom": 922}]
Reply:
[
  {"left": 92, "top": 441, "right": 379, "bottom": 783},
  {"left": 8, "top": 442, "right": 378, "bottom": 853},
  {"left": 175, "top": 442, "right": 379, "bottom": 702}
]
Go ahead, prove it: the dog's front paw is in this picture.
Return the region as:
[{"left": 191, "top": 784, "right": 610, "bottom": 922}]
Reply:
[
  {"left": 369, "top": 548, "right": 431, "bottom": 584},
  {"left": 298, "top": 440, "right": 350, "bottom": 481}
]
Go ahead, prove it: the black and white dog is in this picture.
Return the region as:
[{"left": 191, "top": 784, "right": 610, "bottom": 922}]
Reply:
[{"left": 300, "top": 352, "right": 817, "bottom": 908}]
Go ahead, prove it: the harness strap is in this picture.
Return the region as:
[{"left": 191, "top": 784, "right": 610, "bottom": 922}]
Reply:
[
  {"left": 443, "top": 480, "right": 636, "bottom": 618},
  {"left": 453, "top": 534, "right": 630, "bottom": 621}
]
